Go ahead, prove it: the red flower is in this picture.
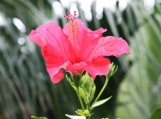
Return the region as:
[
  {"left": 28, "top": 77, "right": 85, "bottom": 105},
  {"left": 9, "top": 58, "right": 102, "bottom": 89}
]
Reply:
[{"left": 28, "top": 12, "right": 130, "bottom": 83}]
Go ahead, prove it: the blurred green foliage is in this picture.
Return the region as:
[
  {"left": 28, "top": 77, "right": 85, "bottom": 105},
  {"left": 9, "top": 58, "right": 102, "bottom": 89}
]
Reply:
[{"left": 0, "top": 0, "right": 161, "bottom": 119}]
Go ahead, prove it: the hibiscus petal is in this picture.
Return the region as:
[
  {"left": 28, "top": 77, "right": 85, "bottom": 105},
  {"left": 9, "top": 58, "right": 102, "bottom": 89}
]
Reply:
[
  {"left": 63, "top": 19, "right": 106, "bottom": 62},
  {"left": 67, "top": 62, "right": 87, "bottom": 75},
  {"left": 47, "top": 67, "right": 64, "bottom": 83},
  {"left": 28, "top": 30, "right": 46, "bottom": 47},
  {"left": 42, "top": 44, "right": 72, "bottom": 83},
  {"left": 86, "top": 57, "right": 111, "bottom": 79},
  {"left": 78, "top": 28, "right": 107, "bottom": 61},
  {"left": 28, "top": 22, "right": 74, "bottom": 62},
  {"left": 90, "top": 36, "right": 130, "bottom": 59}
]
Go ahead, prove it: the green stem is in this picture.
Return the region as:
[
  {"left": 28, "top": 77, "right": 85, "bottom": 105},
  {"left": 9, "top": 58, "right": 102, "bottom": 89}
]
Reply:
[
  {"left": 86, "top": 104, "right": 90, "bottom": 119},
  {"left": 91, "top": 77, "right": 109, "bottom": 107},
  {"left": 76, "top": 88, "right": 85, "bottom": 110},
  {"left": 86, "top": 116, "right": 90, "bottom": 119}
]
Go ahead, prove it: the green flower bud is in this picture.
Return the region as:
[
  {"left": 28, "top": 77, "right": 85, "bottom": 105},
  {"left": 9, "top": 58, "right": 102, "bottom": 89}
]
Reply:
[
  {"left": 76, "top": 109, "right": 90, "bottom": 116},
  {"left": 80, "top": 72, "right": 96, "bottom": 104},
  {"left": 106, "top": 63, "right": 118, "bottom": 79}
]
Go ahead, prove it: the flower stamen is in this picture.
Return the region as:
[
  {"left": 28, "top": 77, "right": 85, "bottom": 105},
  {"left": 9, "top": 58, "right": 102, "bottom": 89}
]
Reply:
[
  {"left": 64, "top": 11, "right": 77, "bottom": 21},
  {"left": 64, "top": 11, "right": 78, "bottom": 63}
]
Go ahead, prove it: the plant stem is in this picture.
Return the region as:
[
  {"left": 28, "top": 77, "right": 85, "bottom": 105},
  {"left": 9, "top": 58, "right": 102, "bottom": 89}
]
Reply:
[
  {"left": 91, "top": 77, "right": 109, "bottom": 107},
  {"left": 76, "top": 88, "right": 85, "bottom": 110},
  {"left": 86, "top": 116, "right": 90, "bottom": 119}
]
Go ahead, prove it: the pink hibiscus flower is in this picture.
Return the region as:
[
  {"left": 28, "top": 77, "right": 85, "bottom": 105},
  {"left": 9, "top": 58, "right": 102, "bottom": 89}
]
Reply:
[{"left": 28, "top": 11, "right": 130, "bottom": 84}]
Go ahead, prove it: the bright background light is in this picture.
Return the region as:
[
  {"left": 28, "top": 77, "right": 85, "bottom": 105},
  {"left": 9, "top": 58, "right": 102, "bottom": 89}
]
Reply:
[
  {"left": 58, "top": 0, "right": 155, "bottom": 19},
  {"left": 57, "top": 0, "right": 131, "bottom": 21},
  {"left": 12, "top": 18, "right": 26, "bottom": 33}
]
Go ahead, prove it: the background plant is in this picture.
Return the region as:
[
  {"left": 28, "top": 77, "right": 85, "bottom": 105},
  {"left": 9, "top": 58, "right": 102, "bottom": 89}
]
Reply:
[{"left": 0, "top": 0, "right": 160, "bottom": 119}]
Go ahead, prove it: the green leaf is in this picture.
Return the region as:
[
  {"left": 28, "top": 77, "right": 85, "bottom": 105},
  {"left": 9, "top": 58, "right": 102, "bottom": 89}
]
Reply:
[
  {"left": 91, "top": 96, "right": 112, "bottom": 109},
  {"left": 149, "top": 107, "right": 161, "bottom": 119},
  {"left": 65, "top": 114, "right": 86, "bottom": 119},
  {"left": 31, "top": 116, "right": 48, "bottom": 119}
]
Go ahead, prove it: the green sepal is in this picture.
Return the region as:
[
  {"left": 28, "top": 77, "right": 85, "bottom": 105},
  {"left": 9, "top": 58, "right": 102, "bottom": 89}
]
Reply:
[
  {"left": 66, "top": 72, "right": 96, "bottom": 104},
  {"left": 66, "top": 74, "right": 77, "bottom": 91},
  {"left": 91, "top": 96, "right": 112, "bottom": 109},
  {"left": 66, "top": 73, "right": 86, "bottom": 100},
  {"left": 31, "top": 116, "right": 48, "bottom": 119}
]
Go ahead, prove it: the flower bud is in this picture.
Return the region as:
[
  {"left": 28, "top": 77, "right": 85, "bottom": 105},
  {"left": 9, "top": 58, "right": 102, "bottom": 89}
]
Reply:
[{"left": 106, "top": 63, "right": 118, "bottom": 79}]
